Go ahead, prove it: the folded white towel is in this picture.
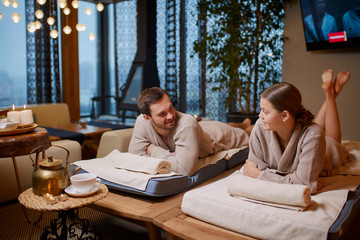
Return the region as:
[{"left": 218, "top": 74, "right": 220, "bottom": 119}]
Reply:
[
  {"left": 105, "top": 150, "right": 171, "bottom": 175},
  {"left": 227, "top": 172, "right": 311, "bottom": 211}
]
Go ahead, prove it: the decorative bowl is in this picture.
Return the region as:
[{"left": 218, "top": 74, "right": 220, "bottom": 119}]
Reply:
[{"left": 0, "top": 107, "right": 10, "bottom": 119}]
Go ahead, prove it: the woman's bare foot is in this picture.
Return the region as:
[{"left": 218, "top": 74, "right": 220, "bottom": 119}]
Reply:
[
  {"left": 322, "top": 69, "right": 333, "bottom": 83},
  {"left": 322, "top": 73, "right": 335, "bottom": 97},
  {"left": 334, "top": 71, "right": 351, "bottom": 95}
]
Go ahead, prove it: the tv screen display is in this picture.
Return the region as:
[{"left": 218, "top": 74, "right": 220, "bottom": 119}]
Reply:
[{"left": 300, "top": 0, "right": 360, "bottom": 51}]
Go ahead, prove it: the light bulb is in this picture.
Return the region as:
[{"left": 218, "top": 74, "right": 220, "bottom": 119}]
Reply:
[
  {"left": 58, "top": 0, "right": 67, "bottom": 9},
  {"left": 2, "top": 0, "right": 10, "bottom": 7},
  {"left": 12, "top": 0, "right": 18, "bottom": 8},
  {"left": 89, "top": 33, "right": 95, "bottom": 41},
  {"left": 63, "top": 25, "right": 72, "bottom": 34},
  {"left": 96, "top": 3, "right": 104, "bottom": 12},
  {"left": 0, "top": 13, "right": 3, "bottom": 21},
  {"left": 35, "top": 9, "right": 44, "bottom": 19},
  {"left": 71, "top": 0, "right": 79, "bottom": 9},
  {"left": 63, "top": 7, "right": 71, "bottom": 15},
  {"left": 11, "top": 12, "right": 20, "bottom": 23},
  {"left": 35, "top": 20, "right": 42, "bottom": 29},
  {"left": 27, "top": 22, "right": 36, "bottom": 33},
  {"left": 47, "top": 16, "right": 55, "bottom": 25},
  {"left": 76, "top": 23, "right": 86, "bottom": 31},
  {"left": 50, "top": 29, "right": 58, "bottom": 38},
  {"left": 37, "top": 0, "right": 46, "bottom": 5},
  {"left": 85, "top": 7, "right": 92, "bottom": 15}
]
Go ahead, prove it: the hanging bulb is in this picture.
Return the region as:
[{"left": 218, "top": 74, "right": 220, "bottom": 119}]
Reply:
[
  {"left": 76, "top": 23, "right": 86, "bottom": 31},
  {"left": 47, "top": 16, "right": 55, "bottom": 25},
  {"left": 2, "top": 0, "right": 10, "bottom": 7},
  {"left": 35, "top": 20, "right": 42, "bottom": 29},
  {"left": 58, "top": 0, "right": 67, "bottom": 9},
  {"left": 63, "top": 7, "right": 71, "bottom": 15},
  {"left": 37, "top": 0, "right": 46, "bottom": 5},
  {"left": 50, "top": 29, "right": 58, "bottom": 38},
  {"left": 89, "top": 33, "right": 95, "bottom": 41},
  {"left": 27, "top": 22, "right": 36, "bottom": 33},
  {"left": 35, "top": 9, "right": 44, "bottom": 19},
  {"left": 12, "top": 0, "right": 18, "bottom": 8},
  {"left": 71, "top": 0, "right": 79, "bottom": 9},
  {"left": 63, "top": 25, "right": 72, "bottom": 34},
  {"left": 11, "top": 12, "right": 20, "bottom": 23},
  {"left": 96, "top": 3, "right": 104, "bottom": 12},
  {"left": 0, "top": 13, "right": 3, "bottom": 20},
  {"left": 85, "top": 7, "right": 92, "bottom": 15}
]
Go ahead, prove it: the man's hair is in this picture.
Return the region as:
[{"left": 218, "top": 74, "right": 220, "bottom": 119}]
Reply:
[{"left": 137, "top": 87, "right": 170, "bottom": 116}]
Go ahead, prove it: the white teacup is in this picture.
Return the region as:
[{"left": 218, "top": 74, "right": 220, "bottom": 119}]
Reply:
[{"left": 70, "top": 173, "right": 101, "bottom": 193}]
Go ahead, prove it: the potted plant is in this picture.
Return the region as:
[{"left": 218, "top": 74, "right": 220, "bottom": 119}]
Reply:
[{"left": 193, "top": 0, "right": 287, "bottom": 123}]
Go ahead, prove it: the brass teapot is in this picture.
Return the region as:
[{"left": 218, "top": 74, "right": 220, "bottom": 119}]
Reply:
[{"left": 30, "top": 145, "right": 70, "bottom": 196}]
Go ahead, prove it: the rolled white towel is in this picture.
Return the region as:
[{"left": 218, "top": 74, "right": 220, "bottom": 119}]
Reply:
[
  {"left": 227, "top": 173, "right": 311, "bottom": 211},
  {"left": 105, "top": 150, "right": 171, "bottom": 175}
]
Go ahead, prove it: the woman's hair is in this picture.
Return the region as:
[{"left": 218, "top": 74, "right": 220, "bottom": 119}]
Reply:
[
  {"left": 261, "top": 82, "right": 314, "bottom": 126},
  {"left": 137, "top": 87, "right": 170, "bottom": 116}
]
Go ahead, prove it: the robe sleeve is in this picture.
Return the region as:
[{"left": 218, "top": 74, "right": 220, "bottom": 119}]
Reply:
[
  {"left": 248, "top": 120, "right": 270, "bottom": 170},
  {"left": 151, "top": 120, "right": 201, "bottom": 176}
]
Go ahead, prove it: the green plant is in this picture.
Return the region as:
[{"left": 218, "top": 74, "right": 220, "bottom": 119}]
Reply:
[{"left": 194, "top": 0, "right": 287, "bottom": 114}]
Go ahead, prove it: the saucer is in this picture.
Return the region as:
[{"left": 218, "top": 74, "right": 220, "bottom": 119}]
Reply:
[{"left": 64, "top": 184, "right": 100, "bottom": 197}]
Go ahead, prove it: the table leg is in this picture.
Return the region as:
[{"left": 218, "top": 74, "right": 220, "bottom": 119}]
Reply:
[
  {"left": 40, "top": 209, "right": 102, "bottom": 240},
  {"left": 145, "top": 221, "right": 162, "bottom": 240},
  {"left": 11, "top": 156, "right": 23, "bottom": 194}
]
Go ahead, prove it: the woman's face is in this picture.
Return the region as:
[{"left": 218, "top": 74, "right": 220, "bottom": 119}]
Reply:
[{"left": 258, "top": 97, "right": 284, "bottom": 132}]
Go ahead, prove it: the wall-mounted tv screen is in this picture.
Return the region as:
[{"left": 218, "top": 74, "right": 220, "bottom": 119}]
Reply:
[{"left": 300, "top": 0, "right": 360, "bottom": 51}]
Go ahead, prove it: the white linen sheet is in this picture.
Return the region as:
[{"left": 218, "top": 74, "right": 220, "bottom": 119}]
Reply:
[
  {"left": 73, "top": 147, "right": 246, "bottom": 191},
  {"left": 182, "top": 172, "right": 360, "bottom": 240}
]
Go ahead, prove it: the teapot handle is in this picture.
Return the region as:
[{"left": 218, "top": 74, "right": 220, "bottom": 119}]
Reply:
[{"left": 30, "top": 144, "right": 70, "bottom": 169}]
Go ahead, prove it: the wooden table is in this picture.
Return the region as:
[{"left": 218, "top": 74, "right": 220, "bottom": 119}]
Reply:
[
  {"left": 89, "top": 165, "right": 245, "bottom": 240},
  {"left": 46, "top": 122, "right": 112, "bottom": 159},
  {"left": 0, "top": 127, "right": 51, "bottom": 193}
]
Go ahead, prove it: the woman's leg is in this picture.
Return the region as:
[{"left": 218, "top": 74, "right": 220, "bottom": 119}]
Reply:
[{"left": 314, "top": 69, "right": 350, "bottom": 143}]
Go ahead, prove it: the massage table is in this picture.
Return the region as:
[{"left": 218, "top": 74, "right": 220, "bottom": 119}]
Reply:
[
  {"left": 88, "top": 163, "right": 245, "bottom": 240},
  {"left": 154, "top": 141, "right": 360, "bottom": 240},
  {"left": 72, "top": 147, "right": 249, "bottom": 240}
]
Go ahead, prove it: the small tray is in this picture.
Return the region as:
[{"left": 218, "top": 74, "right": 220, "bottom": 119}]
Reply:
[{"left": 0, "top": 123, "right": 38, "bottom": 136}]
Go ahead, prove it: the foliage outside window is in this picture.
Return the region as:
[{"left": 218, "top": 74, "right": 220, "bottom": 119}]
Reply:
[{"left": 194, "top": 0, "right": 287, "bottom": 115}]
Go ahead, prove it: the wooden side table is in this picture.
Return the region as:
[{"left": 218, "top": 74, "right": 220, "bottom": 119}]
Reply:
[
  {"left": 18, "top": 184, "right": 108, "bottom": 240},
  {"left": 0, "top": 127, "right": 51, "bottom": 194}
]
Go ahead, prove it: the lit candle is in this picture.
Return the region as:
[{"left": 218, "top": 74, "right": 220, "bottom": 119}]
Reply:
[
  {"left": 20, "top": 105, "right": 34, "bottom": 127},
  {"left": 58, "top": 193, "right": 68, "bottom": 201},
  {"left": 7, "top": 104, "right": 21, "bottom": 123},
  {"left": 43, "top": 193, "right": 57, "bottom": 204}
]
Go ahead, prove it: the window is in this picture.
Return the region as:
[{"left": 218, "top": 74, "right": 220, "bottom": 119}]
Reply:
[{"left": 0, "top": 1, "right": 27, "bottom": 108}]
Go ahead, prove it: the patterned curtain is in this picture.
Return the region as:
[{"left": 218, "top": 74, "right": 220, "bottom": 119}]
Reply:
[{"left": 25, "top": 0, "right": 61, "bottom": 104}]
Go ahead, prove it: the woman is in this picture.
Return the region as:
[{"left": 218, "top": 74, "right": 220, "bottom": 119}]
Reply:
[{"left": 243, "top": 69, "right": 351, "bottom": 193}]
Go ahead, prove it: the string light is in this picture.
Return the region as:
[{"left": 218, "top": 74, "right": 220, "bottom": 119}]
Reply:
[
  {"left": 35, "top": 20, "right": 42, "bottom": 29},
  {"left": 50, "top": 29, "right": 59, "bottom": 38},
  {"left": 37, "top": 0, "right": 46, "bottom": 5},
  {"left": 27, "top": 22, "right": 36, "bottom": 33},
  {"left": 85, "top": 7, "right": 92, "bottom": 15},
  {"left": 96, "top": 3, "right": 104, "bottom": 12},
  {"left": 11, "top": 12, "right": 20, "bottom": 23},
  {"left": 71, "top": 0, "right": 79, "bottom": 9},
  {"left": 89, "top": 33, "right": 95, "bottom": 41},
  {"left": 35, "top": 9, "right": 44, "bottom": 19},
  {"left": 2, "top": 0, "right": 11, "bottom": 7},
  {"left": 12, "top": 0, "right": 18, "bottom": 8},
  {"left": 63, "top": 7, "right": 71, "bottom": 15},
  {"left": 0, "top": 13, "right": 3, "bottom": 20},
  {"left": 58, "top": 0, "right": 67, "bottom": 9}
]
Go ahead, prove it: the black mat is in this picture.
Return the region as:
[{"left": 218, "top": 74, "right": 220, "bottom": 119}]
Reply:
[{"left": 44, "top": 127, "right": 85, "bottom": 144}]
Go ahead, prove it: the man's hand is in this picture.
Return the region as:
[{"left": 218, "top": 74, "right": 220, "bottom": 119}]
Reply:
[
  {"left": 243, "top": 159, "right": 261, "bottom": 178},
  {"left": 146, "top": 144, "right": 157, "bottom": 156}
]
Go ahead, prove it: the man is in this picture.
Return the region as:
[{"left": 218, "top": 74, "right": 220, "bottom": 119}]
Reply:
[{"left": 128, "top": 87, "right": 251, "bottom": 176}]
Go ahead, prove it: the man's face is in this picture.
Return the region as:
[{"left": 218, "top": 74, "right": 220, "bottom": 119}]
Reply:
[{"left": 145, "top": 94, "right": 176, "bottom": 131}]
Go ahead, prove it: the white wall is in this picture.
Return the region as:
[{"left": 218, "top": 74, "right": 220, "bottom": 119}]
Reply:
[{"left": 282, "top": 1, "right": 360, "bottom": 141}]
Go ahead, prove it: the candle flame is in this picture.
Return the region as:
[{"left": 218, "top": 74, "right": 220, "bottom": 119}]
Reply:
[
  {"left": 12, "top": 104, "right": 15, "bottom": 110},
  {"left": 23, "top": 105, "right": 26, "bottom": 109}
]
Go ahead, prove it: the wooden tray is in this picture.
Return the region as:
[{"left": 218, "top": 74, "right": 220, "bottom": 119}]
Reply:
[{"left": 0, "top": 123, "right": 38, "bottom": 136}]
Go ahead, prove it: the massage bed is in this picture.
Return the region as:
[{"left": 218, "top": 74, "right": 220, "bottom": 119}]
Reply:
[
  {"left": 156, "top": 141, "right": 360, "bottom": 240},
  {"left": 72, "top": 147, "right": 249, "bottom": 240}
]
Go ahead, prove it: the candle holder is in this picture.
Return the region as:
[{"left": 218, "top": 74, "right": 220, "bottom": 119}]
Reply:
[
  {"left": 43, "top": 193, "right": 57, "bottom": 204},
  {"left": 57, "top": 193, "right": 69, "bottom": 202}
]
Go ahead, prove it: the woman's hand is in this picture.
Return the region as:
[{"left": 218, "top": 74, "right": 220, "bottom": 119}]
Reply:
[
  {"left": 243, "top": 160, "right": 261, "bottom": 178},
  {"left": 317, "top": 178, "right": 325, "bottom": 191}
]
